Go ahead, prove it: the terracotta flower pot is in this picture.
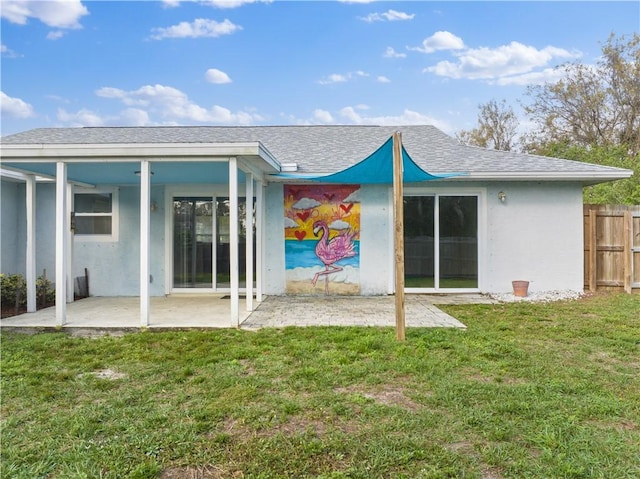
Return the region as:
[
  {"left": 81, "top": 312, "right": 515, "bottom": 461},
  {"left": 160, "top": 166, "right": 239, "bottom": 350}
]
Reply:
[{"left": 512, "top": 280, "right": 529, "bottom": 297}]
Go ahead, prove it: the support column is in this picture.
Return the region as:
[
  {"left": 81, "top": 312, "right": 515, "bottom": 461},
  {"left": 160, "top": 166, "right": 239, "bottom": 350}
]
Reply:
[
  {"left": 392, "top": 132, "right": 405, "bottom": 341},
  {"left": 66, "top": 183, "right": 75, "bottom": 303},
  {"left": 245, "top": 173, "right": 254, "bottom": 312},
  {"left": 140, "top": 160, "right": 151, "bottom": 327},
  {"left": 25, "top": 175, "right": 36, "bottom": 313},
  {"left": 55, "top": 162, "right": 68, "bottom": 326},
  {"left": 255, "top": 179, "right": 264, "bottom": 303},
  {"left": 229, "top": 158, "right": 239, "bottom": 327}
]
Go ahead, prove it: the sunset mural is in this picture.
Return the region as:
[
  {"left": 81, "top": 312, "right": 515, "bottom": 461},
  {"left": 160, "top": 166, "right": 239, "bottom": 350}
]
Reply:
[{"left": 284, "top": 184, "right": 360, "bottom": 295}]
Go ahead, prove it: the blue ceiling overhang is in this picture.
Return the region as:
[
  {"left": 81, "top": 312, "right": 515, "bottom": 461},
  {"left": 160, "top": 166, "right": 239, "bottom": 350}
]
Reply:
[
  {"left": 2, "top": 161, "right": 245, "bottom": 185},
  {"left": 274, "top": 136, "right": 462, "bottom": 184}
]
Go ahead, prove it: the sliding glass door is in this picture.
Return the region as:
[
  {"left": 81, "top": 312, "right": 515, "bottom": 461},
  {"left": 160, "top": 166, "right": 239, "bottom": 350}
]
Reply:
[
  {"left": 173, "top": 196, "right": 255, "bottom": 290},
  {"left": 215, "top": 197, "right": 254, "bottom": 289},
  {"left": 404, "top": 195, "right": 478, "bottom": 290},
  {"left": 173, "top": 197, "right": 214, "bottom": 288}
]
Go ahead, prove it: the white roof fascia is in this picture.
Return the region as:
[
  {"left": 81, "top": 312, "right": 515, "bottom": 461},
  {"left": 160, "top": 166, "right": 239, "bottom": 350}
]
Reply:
[
  {"left": 459, "top": 170, "right": 633, "bottom": 182},
  {"left": 0, "top": 142, "right": 281, "bottom": 172}
]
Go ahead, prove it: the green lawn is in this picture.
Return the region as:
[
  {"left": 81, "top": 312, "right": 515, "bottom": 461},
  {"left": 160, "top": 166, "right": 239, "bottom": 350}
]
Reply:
[{"left": 2, "top": 293, "right": 639, "bottom": 478}]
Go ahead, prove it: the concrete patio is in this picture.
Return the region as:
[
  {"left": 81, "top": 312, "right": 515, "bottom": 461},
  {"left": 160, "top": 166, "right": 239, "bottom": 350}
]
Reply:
[{"left": 0, "top": 294, "right": 495, "bottom": 334}]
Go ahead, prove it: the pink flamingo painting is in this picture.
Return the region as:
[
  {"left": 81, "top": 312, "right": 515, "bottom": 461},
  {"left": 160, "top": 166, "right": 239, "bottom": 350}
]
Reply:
[{"left": 311, "top": 220, "right": 357, "bottom": 294}]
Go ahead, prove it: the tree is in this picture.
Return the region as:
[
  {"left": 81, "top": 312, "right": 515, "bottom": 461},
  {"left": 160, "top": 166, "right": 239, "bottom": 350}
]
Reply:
[
  {"left": 456, "top": 99, "right": 519, "bottom": 151},
  {"left": 523, "top": 33, "right": 640, "bottom": 156},
  {"left": 532, "top": 142, "right": 640, "bottom": 205},
  {"left": 523, "top": 33, "right": 640, "bottom": 204}
]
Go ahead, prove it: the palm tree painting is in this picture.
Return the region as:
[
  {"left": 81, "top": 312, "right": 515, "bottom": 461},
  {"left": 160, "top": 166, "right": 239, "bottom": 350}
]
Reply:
[{"left": 284, "top": 184, "right": 360, "bottom": 295}]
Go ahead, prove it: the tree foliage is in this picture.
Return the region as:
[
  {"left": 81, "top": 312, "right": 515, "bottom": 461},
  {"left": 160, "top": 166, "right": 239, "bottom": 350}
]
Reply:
[
  {"left": 456, "top": 99, "right": 519, "bottom": 151},
  {"left": 458, "top": 33, "right": 639, "bottom": 204},
  {"left": 523, "top": 33, "right": 640, "bottom": 156},
  {"left": 531, "top": 142, "right": 639, "bottom": 205}
]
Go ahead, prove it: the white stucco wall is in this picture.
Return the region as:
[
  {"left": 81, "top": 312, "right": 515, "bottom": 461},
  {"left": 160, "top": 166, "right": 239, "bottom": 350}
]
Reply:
[
  {"left": 1, "top": 180, "right": 21, "bottom": 275},
  {"left": 263, "top": 180, "right": 585, "bottom": 295},
  {"left": 2, "top": 178, "right": 585, "bottom": 297},
  {"left": 263, "top": 183, "right": 286, "bottom": 294},
  {"left": 359, "top": 185, "right": 392, "bottom": 295},
  {"left": 484, "top": 181, "right": 584, "bottom": 293},
  {"left": 6, "top": 182, "right": 57, "bottom": 279},
  {"left": 73, "top": 185, "right": 166, "bottom": 296}
]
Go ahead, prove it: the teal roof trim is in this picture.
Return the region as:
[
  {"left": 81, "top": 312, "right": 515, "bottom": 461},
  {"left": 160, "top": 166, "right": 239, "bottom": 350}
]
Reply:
[{"left": 274, "top": 136, "right": 462, "bottom": 184}]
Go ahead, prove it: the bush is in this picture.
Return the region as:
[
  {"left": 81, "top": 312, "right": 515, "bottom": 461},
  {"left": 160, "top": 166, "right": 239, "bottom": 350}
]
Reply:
[
  {"left": 0, "top": 273, "right": 56, "bottom": 311},
  {"left": 0, "top": 274, "right": 26, "bottom": 309}
]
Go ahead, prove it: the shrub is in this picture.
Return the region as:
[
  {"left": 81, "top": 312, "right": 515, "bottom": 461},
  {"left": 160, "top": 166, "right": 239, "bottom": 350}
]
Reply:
[
  {"left": 0, "top": 273, "right": 56, "bottom": 310},
  {"left": 0, "top": 274, "right": 26, "bottom": 309}
]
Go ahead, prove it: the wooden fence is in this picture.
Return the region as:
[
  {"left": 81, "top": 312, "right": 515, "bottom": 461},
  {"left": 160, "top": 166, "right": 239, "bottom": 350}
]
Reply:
[{"left": 583, "top": 204, "right": 640, "bottom": 293}]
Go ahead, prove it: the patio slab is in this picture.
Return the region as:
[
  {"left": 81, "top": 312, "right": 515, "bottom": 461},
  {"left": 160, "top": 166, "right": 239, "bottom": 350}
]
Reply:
[
  {"left": 241, "top": 295, "right": 467, "bottom": 329},
  {"left": 0, "top": 294, "right": 474, "bottom": 333}
]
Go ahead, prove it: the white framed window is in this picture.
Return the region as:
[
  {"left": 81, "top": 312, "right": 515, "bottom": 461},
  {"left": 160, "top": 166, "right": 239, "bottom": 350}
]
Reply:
[{"left": 73, "top": 188, "right": 119, "bottom": 241}]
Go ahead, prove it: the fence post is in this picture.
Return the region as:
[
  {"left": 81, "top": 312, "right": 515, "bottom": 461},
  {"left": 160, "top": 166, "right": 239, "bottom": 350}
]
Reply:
[
  {"left": 588, "top": 208, "right": 597, "bottom": 292},
  {"left": 624, "top": 210, "right": 632, "bottom": 293}
]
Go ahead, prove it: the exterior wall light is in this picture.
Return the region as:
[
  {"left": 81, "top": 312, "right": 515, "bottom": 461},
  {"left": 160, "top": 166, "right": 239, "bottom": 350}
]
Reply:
[{"left": 498, "top": 191, "right": 507, "bottom": 202}]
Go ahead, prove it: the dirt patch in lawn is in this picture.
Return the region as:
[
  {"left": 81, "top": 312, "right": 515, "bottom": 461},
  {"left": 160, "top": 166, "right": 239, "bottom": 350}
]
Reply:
[
  {"left": 160, "top": 465, "right": 243, "bottom": 479},
  {"left": 335, "top": 384, "right": 422, "bottom": 411},
  {"left": 78, "top": 369, "right": 127, "bottom": 380}
]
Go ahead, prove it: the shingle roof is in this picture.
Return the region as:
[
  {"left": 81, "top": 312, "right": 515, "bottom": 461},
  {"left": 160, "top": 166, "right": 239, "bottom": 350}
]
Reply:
[{"left": 1, "top": 125, "right": 631, "bottom": 178}]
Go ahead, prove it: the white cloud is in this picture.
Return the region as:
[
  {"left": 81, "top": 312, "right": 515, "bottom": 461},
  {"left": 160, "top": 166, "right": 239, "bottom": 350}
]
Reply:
[
  {"left": 377, "top": 76, "right": 391, "bottom": 83},
  {"left": 313, "top": 109, "right": 334, "bottom": 123},
  {"left": 291, "top": 105, "right": 452, "bottom": 132},
  {"left": 150, "top": 18, "right": 241, "bottom": 40},
  {"left": 317, "top": 71, "right": 369, "bottom": 85},
  {"left": 360, "top": 9, "right": 414, "bottom": 23},
  {"left": 57, "top": 108, "right": 105, "bottom": 127},
  {"left": 284, "top": 217, "right": 298, "bottom": 228},
  {"left": 46, "top": 31, "right": 66, "bottom": 41},
  {"left": 205, "top": 68, "right": 232, "bottom": 84},
  {"left": 164, "top": 0, "right": 272, "bottom": 8},
  {"left": 201, "top": 0, "right": 272, "bottom": 8},
  {"left": 95, "top": 84, "right": 262, "bottom": 125},
  {"left": 293, "top": 198, "right": 321, "bottom": 210},
  {"left": 1, "top": 0, "right": 88, "bottom": 28},
  {"left": 329, "top": 220, "right": 350, "bottom": 230},
  {"left": 383, "top": 47, "right": 406, "bottom": 59},
  {"left": 343, "top": 190, "right": 360, "bottom": 203},
  {"left": 119, "top": 108, "right": 151, "bottom": 126},
  {"left": 0, "top": 91, "right": 34, "bottom": 118},
  {"left": 338, "top": 106, "right": 452, "bottom": 132},
  {"left": 409, "top": 31, "right": 465, "bottom": 54},
  {"left": 494, "top": 67, "right": 567, "bottom": 86},
  {"left": 426, "top": 41, "right": 579, "bottom": 80},
  {"left": 1, "top": 44, "right": 20, "bottom": 58},
  {"left": 318, "top": 73, "right": 348, "bottom": 85}
]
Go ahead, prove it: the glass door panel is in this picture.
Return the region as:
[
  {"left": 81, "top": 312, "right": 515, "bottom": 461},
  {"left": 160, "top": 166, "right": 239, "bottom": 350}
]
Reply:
[
  {"left": 173, "top": 197, "right": 213, "bottom": 288},
  {"left": 439, "top": 196, "right": 478, "bottom": 288},
  {"left": 404, "top": 196, "right": 435, "bottom": 287},
  {"left": 216, "top": 197, "right": 256, "bottom": 289}
]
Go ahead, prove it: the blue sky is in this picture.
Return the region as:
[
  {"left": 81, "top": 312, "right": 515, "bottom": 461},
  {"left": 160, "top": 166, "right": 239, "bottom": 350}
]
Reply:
[{"left": 1, "top": 1, "right": 638, "bottom": 136}]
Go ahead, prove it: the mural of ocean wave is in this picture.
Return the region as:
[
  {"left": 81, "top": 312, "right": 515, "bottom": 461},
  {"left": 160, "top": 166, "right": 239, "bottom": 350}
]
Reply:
[{"left": 285, "top": 239, "right": 360, "bottom": 269}]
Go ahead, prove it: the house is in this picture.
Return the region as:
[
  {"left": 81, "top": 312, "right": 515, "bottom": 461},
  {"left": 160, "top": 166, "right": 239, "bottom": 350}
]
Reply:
[{"left": 0, "top": 125, "right": 632, "bottom": 326}]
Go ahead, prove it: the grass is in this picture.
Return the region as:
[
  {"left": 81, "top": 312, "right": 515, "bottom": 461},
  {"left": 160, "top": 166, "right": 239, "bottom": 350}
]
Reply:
[{"left": 1, "top": 293, "right": 639, "bottom": 479}]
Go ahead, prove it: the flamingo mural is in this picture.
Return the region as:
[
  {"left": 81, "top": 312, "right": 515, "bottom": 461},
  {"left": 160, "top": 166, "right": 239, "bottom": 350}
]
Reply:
[
  {"left": 284, "top": 184, "right": 360, "bottom": 295},
  {"left": 311, "top": 220, "right": 357, "bottom": 294}
]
